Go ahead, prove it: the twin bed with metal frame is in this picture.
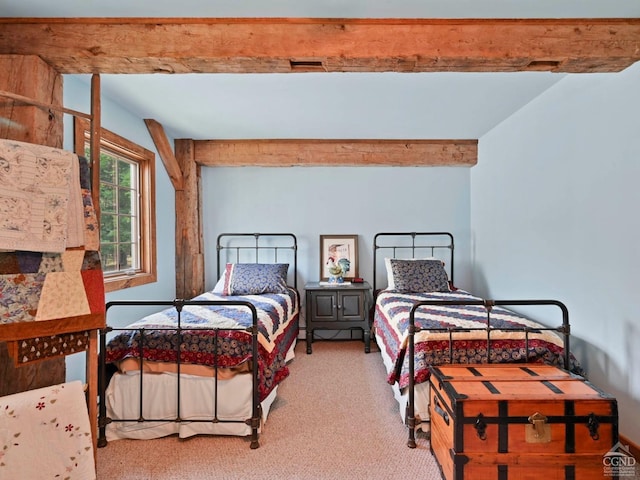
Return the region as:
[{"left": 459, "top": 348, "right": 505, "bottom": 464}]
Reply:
[
  {"left": 98, "top": 230, "right": 582, "bottom": 451},
  {"left": 98, "top": 233, "right": 300, "bottom": 449},
  {"left": 371, "top": 232, "right": 583, "bottom": 447}
]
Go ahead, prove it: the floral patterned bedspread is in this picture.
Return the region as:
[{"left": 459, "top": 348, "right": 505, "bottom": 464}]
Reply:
[
  {"left": 105, "top": 289, "right": 300, "bottom": 400},
  {"left": 0, "top": 381, "right": 95, "bottom": 479},
  {"left": 373, "top": 289, "right": 583, "bottom": 390}
]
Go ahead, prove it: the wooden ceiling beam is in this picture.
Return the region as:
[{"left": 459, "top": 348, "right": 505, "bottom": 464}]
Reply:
[
  {"left": 0, "top": 18, "right": 639, "bottom": 74},
  {"left": 144, "top": 118, "right": 184, "bottom": 190},
  {"left": 193, "top": 139, "right": 477, "bottom": 167}
]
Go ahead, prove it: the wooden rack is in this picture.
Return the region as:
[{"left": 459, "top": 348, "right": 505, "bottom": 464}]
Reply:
[{"left": 0, "top": 74, "right": 104, "bottom": 456}]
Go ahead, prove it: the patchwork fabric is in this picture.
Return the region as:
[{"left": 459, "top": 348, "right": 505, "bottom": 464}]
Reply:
[
  {"left": 373, "top": 289, "right": 584, "bottom": 390},
  {"left": 0, "top": 250, "right": 103, "bottom": 324},
  {"left": 105, "top": 289, "right": 300, "bottom": 401},
  {"left": 0, "top": 154, "right": 104, "bottom": 327},
  {"left": 16, "top": 331, "right": 91, "bottom": 364}
]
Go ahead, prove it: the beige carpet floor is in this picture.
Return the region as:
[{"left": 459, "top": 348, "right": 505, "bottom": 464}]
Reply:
[{"left": 96, "top": 340, "right": 441, "bottom": 479}]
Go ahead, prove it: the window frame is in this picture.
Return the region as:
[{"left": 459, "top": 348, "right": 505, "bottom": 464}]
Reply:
[{"left": 74, "top": 117, "right": 157, "bottom": 292}]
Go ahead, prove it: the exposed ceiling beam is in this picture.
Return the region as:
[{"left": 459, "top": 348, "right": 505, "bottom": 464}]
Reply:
[
  {"left": 144, "top": 118, "right": 184, "bottom": 190},
  {"left": 193, "top": 139, "right": 477, "bottom": 167},
  {"left": 0, "top": 18, "right": 639, "bottom": 74}
]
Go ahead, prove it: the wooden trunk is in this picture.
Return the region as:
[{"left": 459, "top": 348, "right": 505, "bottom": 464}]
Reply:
[{"left": 428, "top": 364, "right": 619, "bottom": 480}]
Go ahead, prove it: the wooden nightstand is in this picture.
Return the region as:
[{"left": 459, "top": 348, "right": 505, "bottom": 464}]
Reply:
[{"left": 305, "top": 281, "right": 372, "bottom": 354}]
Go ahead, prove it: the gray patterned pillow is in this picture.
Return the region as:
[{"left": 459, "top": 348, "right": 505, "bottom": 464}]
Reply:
[
  {"left": 389, "top": 258, "right": 450, "bottom": 293},
  {"left": 222, "top": 263, "right": 289, "bottom": 295}
]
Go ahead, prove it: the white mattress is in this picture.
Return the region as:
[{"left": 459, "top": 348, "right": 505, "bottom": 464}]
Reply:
[
  {"left": 105, "top": 341, "right": 295, "bottom": 441},
  {"left": 375, "top": 329, "right": 430, "bottom": 429}
]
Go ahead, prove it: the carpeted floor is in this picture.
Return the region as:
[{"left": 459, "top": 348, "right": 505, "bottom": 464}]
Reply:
[{"left": 96, "top": 340, "right": 441, "bottom": 479}]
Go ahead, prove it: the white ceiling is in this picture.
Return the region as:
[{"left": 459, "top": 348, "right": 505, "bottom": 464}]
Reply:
[{"left": 3, "top": 1, "right": 639, "bottom": 141}]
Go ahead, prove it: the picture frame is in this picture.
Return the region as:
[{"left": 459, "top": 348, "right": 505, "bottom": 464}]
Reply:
[{"left": 319, "top": 235, "right": 359, "bottom": 280}]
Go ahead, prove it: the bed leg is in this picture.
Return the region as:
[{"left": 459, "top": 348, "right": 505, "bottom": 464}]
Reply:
[
  {"left": 248, "top": 405, "right": 261, "bottom": 449},
  {"left": 97, "top": 416, "right": 110, "bottom": 448},
  {"left": 249, "top": 422, "right": 260, "bottom": 449},
  {"left": 406, "top": 406, "right": 417, "bottom": 448}
]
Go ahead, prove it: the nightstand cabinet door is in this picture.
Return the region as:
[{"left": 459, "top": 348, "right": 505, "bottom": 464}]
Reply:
[
  {"left": 311, "top": 292, "right": 338, "bottom": 321},
  {"left": 339, "top": 291, "right": 364, "bottom": 321},
  {"left": 310, "top": 291, "right": 364, "bottom": 322}
]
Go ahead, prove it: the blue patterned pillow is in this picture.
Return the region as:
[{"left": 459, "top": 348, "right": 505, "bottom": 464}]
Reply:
[
  {"left": 222, "top": 263, "right": 289, "bottom": 295},
  {"left": 389, "top": 258, "right": 450, "bottom": 293}
]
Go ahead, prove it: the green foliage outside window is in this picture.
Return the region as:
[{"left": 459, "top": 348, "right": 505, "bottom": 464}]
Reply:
[{"left": 86, "top": 147, "right": 139, "bottom": 274}]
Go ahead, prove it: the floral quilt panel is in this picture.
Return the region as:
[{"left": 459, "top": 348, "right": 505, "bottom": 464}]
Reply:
[{"left": 0, "top": 381, "right": 95, "bottom": 479}]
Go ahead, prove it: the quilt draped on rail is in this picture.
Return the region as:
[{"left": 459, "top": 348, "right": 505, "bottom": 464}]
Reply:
[
  {"left": 0, "top": 139, "right": 87, "bottom": 253},
  {"left": 0, "top": 380, "right": 96, "bottom": 480},
  {"left": 105, "top": 289, "right": 300, "bottom": 401},
  {"left": 373, "top": 289, "right": 584, "bottom": 390},
  {"left": 0, "top": 139, "right": 104, "bottom": 360}
]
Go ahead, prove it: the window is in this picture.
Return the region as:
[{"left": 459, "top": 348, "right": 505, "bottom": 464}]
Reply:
[{"left": 74, "top": 117, "right": 157, "bottom": 292}]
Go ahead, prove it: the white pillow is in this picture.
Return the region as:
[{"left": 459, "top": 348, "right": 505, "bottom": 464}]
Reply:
[{"left": 212, "top": 270, "right": 227, "bottom": 293}]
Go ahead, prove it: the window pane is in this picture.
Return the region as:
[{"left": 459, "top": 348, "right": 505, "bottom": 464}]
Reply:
[
  {"left": 100, "top": 213, "right": 116, "bottom": 243},
  {"left": 118, "top": 215, "right": 132, "bottom": 243},
  {"left": 118, "top": 243, "right": 134, "bottom": 270},
  {"left": 118, "top": 187, "right": 132, "bottom": 215},
  {"left": 101, "top": 244, "right": 117, "bottom": 273},
  {"left": 118, "top": 160, "right": 133, "bottom": 188},
  {"left": 101, "top": 185, "right": 116, "bottom": 213},
  {"left": 100, "top": 155, "right": 115, "bottom": 184}
]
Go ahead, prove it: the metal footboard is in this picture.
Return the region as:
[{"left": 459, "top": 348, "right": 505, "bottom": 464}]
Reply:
[
  {"left": 405, "top": 298, "right": 571, "bottom": 448},
  {"left": 98, "top": 298, "right": 261, "bottom": 449}
]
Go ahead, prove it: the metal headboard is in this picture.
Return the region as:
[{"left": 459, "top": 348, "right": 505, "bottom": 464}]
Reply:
[
  {"left": 372, "top": 232, "right": 454, "bottom": 292},
  {"left": 216, "top": 233, "right": 298, "bottom": 289}
]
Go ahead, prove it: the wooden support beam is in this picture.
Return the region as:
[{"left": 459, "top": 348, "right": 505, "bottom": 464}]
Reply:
[
  {"left": 0, "top": 54, "right": 63, "bottom": 146},
  {"left": 193, "top": 139, "right": 477, "bottom": 167},
  {"left": 174, "top": 139, "right": 204, "bottom": 299},
  {"left": 0, "top": 18, "right": 639, "bottom": 74},
  {"left": 145, "top": 119, "right": 184, "bottom": 190}
]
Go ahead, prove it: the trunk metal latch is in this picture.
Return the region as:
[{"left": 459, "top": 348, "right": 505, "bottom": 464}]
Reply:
[{"left": 526, "top": 412, "right": 551, "bottom": 443}]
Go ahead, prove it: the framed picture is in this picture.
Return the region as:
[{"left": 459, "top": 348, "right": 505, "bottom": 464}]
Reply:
[{"left": 319, "top": 235, "right": 359, "bottom": 280}]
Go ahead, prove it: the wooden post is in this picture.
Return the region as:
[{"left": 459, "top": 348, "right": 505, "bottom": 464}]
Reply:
[
  {"left": 174, "top": 139, "right": 204, "bottom": 299},
  {"left": 0, "top": 55, "right": 63, "bottom": 147},
  {"left": 0, "top": 54, "right": 66, "bottom": 395}
]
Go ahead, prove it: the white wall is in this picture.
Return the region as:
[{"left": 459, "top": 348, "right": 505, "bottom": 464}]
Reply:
[
  {"left": 62, "top": 75, "right": 177, "bottom": 382},
  {"left": 471, "top": 62, "right": 640, "bottom": 443},
  {"left": 201, "top": 165, "right": 472, "bottom": 324}
]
